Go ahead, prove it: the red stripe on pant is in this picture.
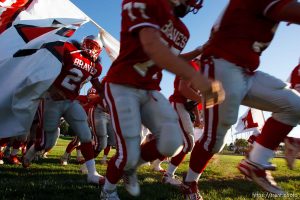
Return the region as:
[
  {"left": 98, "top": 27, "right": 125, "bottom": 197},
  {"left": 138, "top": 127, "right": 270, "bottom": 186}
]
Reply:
[{"left": 104, "top": 83, "right": 127, "bottom": 184}]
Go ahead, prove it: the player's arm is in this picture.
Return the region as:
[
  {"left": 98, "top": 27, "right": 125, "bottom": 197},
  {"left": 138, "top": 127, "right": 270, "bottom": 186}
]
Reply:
[
  {"left": 139, "top": 27, "right": 225, "bottom": 108},
  {"left": 91, "top": 79, "right": 102, "bottom": 94},
  {"left": 179, "top": 78, "right": 202, "bottom": 103},
  {"left": 193, "top": 107, "right": 203, "bottom": 128},
  {"left": 179, "top": 46, "right": 202, "bottom": 61},
  {"left": 266, "top": 0, "right": 300, "bottom": 24}
]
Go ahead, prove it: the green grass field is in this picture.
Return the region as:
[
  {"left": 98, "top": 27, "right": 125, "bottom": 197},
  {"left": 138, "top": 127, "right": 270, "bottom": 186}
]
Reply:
[{"left": 0, "top": 137, "right": 299, "bottom": 200}]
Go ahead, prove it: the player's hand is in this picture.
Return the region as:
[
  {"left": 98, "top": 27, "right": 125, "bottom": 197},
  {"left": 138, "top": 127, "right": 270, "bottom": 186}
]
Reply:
[{"left": 188, "top": 74, "right": 225, "bottom": 108}]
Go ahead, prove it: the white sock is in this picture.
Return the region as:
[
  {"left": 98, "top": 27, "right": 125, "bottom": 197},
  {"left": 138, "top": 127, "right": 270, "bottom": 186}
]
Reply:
[
  {"left": 85, "top": 159, "right": 96, "bottom": 175},
  {"left": 185, "top": 168, "right": 201, "bottom": 183},
  {"left": 102, "top": 155, "right": 107, "bottom": 160},
  {"left": 103, "top": 178, "right": 117, "bottom": 191},
  {"left": 166, "top": 163, "right": 177, "bottom": 176},
  {"left": 249, "top": 142, "right": 274, "bottom": 165}
]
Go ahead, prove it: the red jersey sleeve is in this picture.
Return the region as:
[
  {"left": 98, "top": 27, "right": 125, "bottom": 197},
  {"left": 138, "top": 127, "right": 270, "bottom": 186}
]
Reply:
[{"left": 290, "top": 65, "right": 300, "bottom": 89}]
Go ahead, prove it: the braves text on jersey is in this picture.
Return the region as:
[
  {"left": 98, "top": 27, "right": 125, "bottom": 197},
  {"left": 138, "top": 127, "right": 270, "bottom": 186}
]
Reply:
[{"left": 52, "top": 42, "right": 102, "bottom": 100}]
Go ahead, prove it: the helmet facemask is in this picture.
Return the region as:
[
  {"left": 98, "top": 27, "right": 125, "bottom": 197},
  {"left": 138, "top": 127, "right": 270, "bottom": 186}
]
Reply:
[
  {"left": 81, "top": 35, "right": 103, "bottom": 62},
  {"left": 171, "top": 0, "right": 203, "bottom": 18}
]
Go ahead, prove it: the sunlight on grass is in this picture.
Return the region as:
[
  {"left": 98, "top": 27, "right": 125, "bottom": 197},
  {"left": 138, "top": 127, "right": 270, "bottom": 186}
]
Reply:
[{"left": 0, "top": 138, "right": 299, "bottom": 200}]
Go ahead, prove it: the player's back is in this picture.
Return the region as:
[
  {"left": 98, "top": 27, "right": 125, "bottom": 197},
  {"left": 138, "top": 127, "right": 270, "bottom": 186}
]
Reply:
[
  {"left": 106, "top": 0, "right": 189, "bottom": 90},
  {"left": 203, "top": 0, "right": 289, "bottom": 71}
]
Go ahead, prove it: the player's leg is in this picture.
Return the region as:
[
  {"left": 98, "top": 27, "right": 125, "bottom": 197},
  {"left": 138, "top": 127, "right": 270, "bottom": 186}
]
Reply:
[
  {"left": 239, "top": 71, "right": 300, "bottom": 194},
  {"left": 61, "top": 136, "right": 80, "bottom": 165},
  {"left": 64, "top": 100, "right": 103, "bottom": 185},
  {"left": 23, "top": 99, "right": 51, "bottom": 167},
  {"left": 102, "top": 83, "right": 142, "bottom": 197},
  {"left": 183, "top": 58, "right": 248, "bottom": 199},
  {"left": 101, "top": 118, "right": 116, "bottom": 164},
  {"left": 89, "top": 106, "right": 109, "bottom": 158},
  {"left": 140, "top": 91, "right": 183, "bottom": 164},
  {"left": 8, "top": 134, "right": 27, "bottom": 165},
  {"left": 163, "top": 102, "right": 194, "bottom": 186}
]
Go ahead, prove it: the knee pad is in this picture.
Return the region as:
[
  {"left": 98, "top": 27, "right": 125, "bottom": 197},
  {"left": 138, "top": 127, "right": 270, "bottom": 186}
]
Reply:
[
  {"left": 70, "top": 121, "right": 92, "bottom": 143},
  {"left": 157, "top": 122, "right": 183, "bottom": 157},
  {"left": 44, "top": 129, "right": 59, "bottom": 150}
]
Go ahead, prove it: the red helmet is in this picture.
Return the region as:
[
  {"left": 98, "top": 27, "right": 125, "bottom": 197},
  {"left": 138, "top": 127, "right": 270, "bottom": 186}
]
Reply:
[{"left": 81, "top": 35, "right": 103, "bottom": 61}]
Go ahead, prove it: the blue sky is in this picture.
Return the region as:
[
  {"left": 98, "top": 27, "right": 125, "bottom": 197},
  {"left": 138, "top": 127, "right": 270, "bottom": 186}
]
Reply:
[{"left": 70, "top": 0, "right": 300, "bottom": 138}]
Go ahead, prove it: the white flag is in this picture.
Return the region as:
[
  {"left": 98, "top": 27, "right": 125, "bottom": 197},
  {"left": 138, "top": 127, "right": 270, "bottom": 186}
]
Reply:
[
  {"left": 99, "top": 29, "right": 120, "bottom": 62},
  {"left": 235, "top": 108, "right": 265, "bottom": 135},
  {"left": 0, "top": 0, "right": 89, "bottom": 138}
]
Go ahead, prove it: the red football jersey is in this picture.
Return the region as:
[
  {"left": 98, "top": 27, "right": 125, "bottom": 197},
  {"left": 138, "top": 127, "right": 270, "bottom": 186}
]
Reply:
[
  {"left": 169, "top": 61, "right": 200, "bottom": 103},
  {"left": 105, "top": 0, "right": 190, "bottom": 90},
  {"left": 76, "top": 95, "right": 90, "bottom": 113},
  {"left": 203, "top": 0, "right": 292, "bottom": 71},
  {"left": 53, "top": 42, "right": 102, "bottom": 100},
  {"left": 290, "top": 64, "right": 300, "bottom": 89}
]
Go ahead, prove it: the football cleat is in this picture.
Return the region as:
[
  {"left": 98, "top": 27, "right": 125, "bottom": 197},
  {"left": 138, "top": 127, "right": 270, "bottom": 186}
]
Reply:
[
  {"left": 60, "top": 153, "right": 70, "bottom": 166},
  {"left": 100, "top": 188, "right": 120, "bottom": 200},
  {"left": 8, "top": 155, "right": 21, "bottom": 165},
  {"left": 123, "top": 169, "right": 140, "bottom": 197},
  {"left": 87, "top": 172, "right": 105, "bottom": 185},
  {"left": 238, "top": 159, "right": 284, "bottom": 195},
  {"left": 284, "top": 137, "right": 300, "bottom": 170},
  {"left": 162, "top": 173, "right": 182, "bottom": 186},
  {"left": 181, "top": 181, "right": 203, "bottom": 200},
  {"left": 22, "top": 146, "right": 37, "bottom": 168}
]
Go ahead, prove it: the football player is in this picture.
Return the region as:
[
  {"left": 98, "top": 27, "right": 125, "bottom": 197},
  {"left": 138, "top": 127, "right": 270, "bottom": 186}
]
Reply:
[
  {"left": 180, "top": 0, "right": 300, "bottom": 198},
  {"left": 100, "top": 0, "right": 225, "bottom": 199},
  {"left": 86, "top": 84, "right": 115, "bottom": 159},
  {"left": 284, "top": 61, "right": 300, "bottom": 170},
  {"left": 162, "top": 59, "right": 202, "bottom": 186},
  {"left": 23, "top": 35, "right": 105, "bottom": 185}
]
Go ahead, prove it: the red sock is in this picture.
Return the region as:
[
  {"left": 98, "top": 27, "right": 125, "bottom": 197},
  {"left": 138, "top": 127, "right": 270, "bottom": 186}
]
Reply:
[
  {"left": 170, "top": 150, "right": 187, "bottom": 166},
  {"left": 104, "top": 145, "right": 111, "bottom": 156},
  {"left": 80, "top": 142, "right": 94, "bottom": 161},
  {"left": 256, "top": 117, "right": 293, "bottom": 150},
  {"left": 140, "top": 138, "right": 165, "bottom": 162},
  {"left": 66, "top": 138, "right": 78, "bottom": 153},
  {"left": 189, "top": 141, "right": 213, "bottom": 174}
]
